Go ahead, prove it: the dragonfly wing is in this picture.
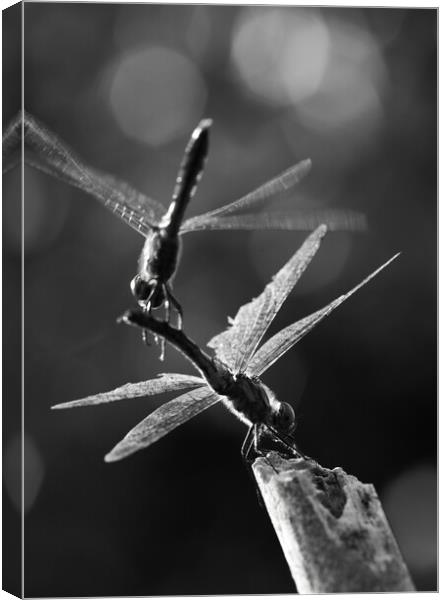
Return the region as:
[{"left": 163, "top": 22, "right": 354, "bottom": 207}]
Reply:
[
  {"left": 207, "top": 225, "right": 327, "bottom": 372},
  {"left": 104, "top": 386, "right": 220, "bottom": 462},
  {"left": 248, "top": 253, "right": 401, "bottom": 376},
  {"left": 51, "top": 373, "right": 205, "bottom": 409},
  {"left": 179, "top": 209, "right": 366, "bottom": 234},
  {"left": 5, "top": 112, "right": 167, "bottom": 234},
  {"left": 87, "top": 168, "right": 166, "bottom": 234},
  {"left": 180, "top": 159, "right": 312, "bottom": 233}
]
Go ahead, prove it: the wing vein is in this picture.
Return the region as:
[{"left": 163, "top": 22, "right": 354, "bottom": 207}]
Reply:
[
  {"left": 104, "top": 386, "right": 220, "bottom": 462},
  {"left": 248, "top": 253, "right": 401, "bottom": 376}
]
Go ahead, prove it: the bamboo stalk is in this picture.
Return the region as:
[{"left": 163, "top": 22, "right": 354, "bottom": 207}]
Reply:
[{"left": 252, "top": 452, "right": 415, "bottom": 593}]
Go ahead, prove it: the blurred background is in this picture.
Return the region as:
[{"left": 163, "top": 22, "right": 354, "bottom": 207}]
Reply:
[{"left": 3, "top": 4, "right": 436, "bottom": 596}]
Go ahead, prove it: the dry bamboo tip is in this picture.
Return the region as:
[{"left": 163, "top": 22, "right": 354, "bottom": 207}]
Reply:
[{"left": 253, "top": 452, "right": 415, "bottom": 593}]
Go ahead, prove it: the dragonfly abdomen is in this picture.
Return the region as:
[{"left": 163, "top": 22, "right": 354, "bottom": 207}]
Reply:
[{"left": 160, "top": 119, "right": 212, "bottom": 236}]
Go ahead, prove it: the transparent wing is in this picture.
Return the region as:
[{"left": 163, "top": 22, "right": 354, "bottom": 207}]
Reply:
[
  {"left": 104, "top": 386, "right": 220, "bottom": 462},
  {"left": 248, "top": 253, "right": 401, "bottom": 376},
  {"left": 4, "top": 111, "right": 166, "bottom": 234},
  {"left": 51, "top": 373, "right": 205, "bottom": 409},
  {"left": 208, "top": 225, "right": 327, "bottom": 373},
  {"left": 180, "top": 209, "right": 366, "bottom": 234},
  {"left": 180, "top": 159, "right": 312, "bottom": 232}
]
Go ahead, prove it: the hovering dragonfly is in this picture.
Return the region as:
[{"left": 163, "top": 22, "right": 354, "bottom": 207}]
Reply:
[
  {"left": 3, "top": 112, "right": 366, "bottom": 349},
  {"left": 52, "top": 226, "right": 399, "bottom": 462}
]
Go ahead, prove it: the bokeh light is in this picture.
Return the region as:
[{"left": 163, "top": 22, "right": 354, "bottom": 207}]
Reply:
[
  {"left": 231, "top": 9, "right": 330, "bottom": 106},
  {"left": 22, "top": 167, "right": 71, "bottom": 255},
  {"left": 232, "top": 8, "right": 387, "bottom": 137},
  {"left": 382, "top": 464, "right": 436, "bottom": 576},
  {"left": 107, "top": 46, "right": 207, "bottom": 146},
  {"left": 4, "top": 433, "right": 45, "bottom": 514},
  {"left": 296, "top": 17, "right": 387, "bottom": 132}
]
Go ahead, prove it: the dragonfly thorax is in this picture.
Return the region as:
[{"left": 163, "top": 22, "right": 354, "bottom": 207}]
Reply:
[
  {"left": 223, "top": 374, "right": 296, "bottom": 434},
  {"left": 139, "top": 228, "right": 182, "bottom": 284}
]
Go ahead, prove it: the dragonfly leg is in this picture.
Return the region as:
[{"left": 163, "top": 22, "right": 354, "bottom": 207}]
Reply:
[
  {"left": 163, "top": 284, "right": 171, "bottom": 323},
  {"left": 142, "top": 286, "right": 168, "bottom": 360},
  {"left": 142, "top": 292, "right": 159, "bottom": 348},
  {"left": 241, "top": 425, "right": 266, "bottom": 507},
  {"left": 152, "top": 284, "right": 170, "bottom": 361},
  {"left": 241, "top": 425, "right": 255, "bottom": 462},
  {"left": 166, "top": 285, "right": 183, "bottom": 329},
  {"left": 263, "top": 425, "right": 308, "bottom": 461},
  {"left": 242, "top": 424, "right": 278, "bottom": 467},
  {"left": 141, "top": 302, "right": 153, "bottom": 346}
]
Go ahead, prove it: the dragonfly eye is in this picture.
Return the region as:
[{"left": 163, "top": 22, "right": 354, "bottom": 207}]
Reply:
[{"left": 275, "top": 402, "right": 296, "bottom": 434}]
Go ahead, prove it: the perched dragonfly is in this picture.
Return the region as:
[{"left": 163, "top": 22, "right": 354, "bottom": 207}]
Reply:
[
  {"left": 52, "top": 226, "right": 399, "bottom": 462},
  {"left": 3, "top": 112, "right": 365, "bottom": 353}
]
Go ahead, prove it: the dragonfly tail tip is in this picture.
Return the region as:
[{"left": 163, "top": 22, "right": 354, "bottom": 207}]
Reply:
[
  {"left": 116, "top": 311, "right": 131, "bottom": 325},
  {"left": 200, "top": 118, "right": 213, "bottom": 130}
]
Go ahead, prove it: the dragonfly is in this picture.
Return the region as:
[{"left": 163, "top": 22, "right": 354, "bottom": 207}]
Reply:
[
  {"left": 52, "top": 225, "right": 399, "bottom": 463},
  {"left": 3, "top": 112, "right": 366, "bottom": 355}
]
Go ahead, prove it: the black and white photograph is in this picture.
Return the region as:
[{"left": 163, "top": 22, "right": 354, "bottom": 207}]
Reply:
[{"left": 2, "top": 2, "right": 437, "bottom": 596}]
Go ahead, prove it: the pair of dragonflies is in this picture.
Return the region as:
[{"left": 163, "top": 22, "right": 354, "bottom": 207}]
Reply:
[
  {"left": 3, "top": 111, "right": 388, "bottom": 462},
  {"left": 3, "top": 112, "right": 366, "bottom": 356},
  {"left": 53, "top": 225, "right": 399, "bottom": 462}
]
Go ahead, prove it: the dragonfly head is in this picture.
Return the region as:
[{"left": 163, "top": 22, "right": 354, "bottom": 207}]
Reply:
[
  {"left": 272, "top": 401, "right": 296, "bottom": 435},
  {"left": 130, "top": 275, "right": 165, "bottom": 308}
]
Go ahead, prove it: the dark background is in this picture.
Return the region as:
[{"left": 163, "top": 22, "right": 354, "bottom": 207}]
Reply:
[{"left": 3, "top": 4, "right": 436, "bottom": 596}]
